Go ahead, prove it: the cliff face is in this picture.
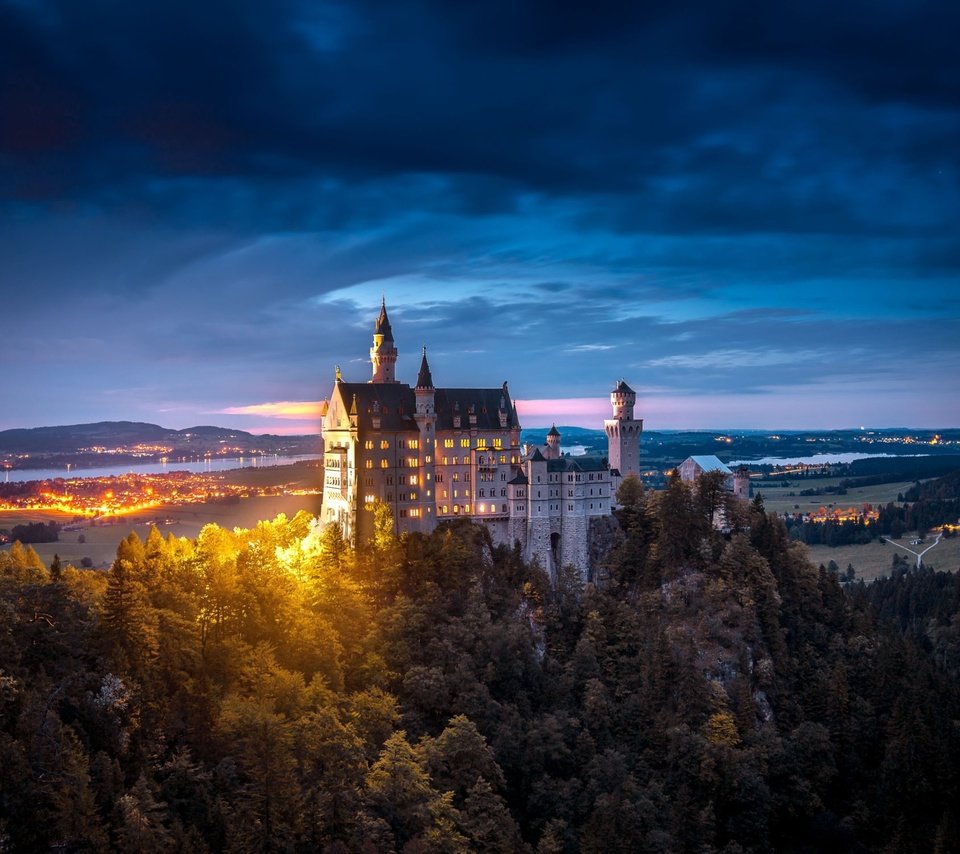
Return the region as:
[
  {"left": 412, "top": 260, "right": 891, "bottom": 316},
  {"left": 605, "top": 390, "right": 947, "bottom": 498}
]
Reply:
[{"left": 587, "top": 513, "right": 623, "bottom": 584}]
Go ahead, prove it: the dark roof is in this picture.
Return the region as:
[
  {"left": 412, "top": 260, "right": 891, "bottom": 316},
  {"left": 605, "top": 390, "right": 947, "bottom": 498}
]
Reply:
[
  {"left": 336, "top": 382, "right": 419, "bottom": 432},
  {"left": 547, "top": 424, "right": 560, "bottom": 437},
  {"left": 508, "top": 471, "right": 528, "bottom": 485},
  {"left": 416, "top": 348, "right": 434, "bottom": 389},
  {"left": 613, "top": 379, "right": 634, "bottom": 394},
  {"left": 374, "top": 299, "right": 394, "bottom": 341},
  {"left": 528, "top": 447, "right": 546, "bottom": 462},
  {"left": 547, "top": 455, "right": 610, "bottom": 474},
  {"left": 334, "top": 380, "right": 518, "bottom": 433},
  {"left": 433, "top": 386, "right": 517, "bottom": 431}
]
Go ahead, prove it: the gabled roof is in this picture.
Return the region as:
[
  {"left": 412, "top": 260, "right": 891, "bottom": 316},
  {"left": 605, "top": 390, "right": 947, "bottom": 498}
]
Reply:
[
  {"left": 613, "top": 379, "right": 634, "bottom": 394},
  {"left": 327, "top": 379, "right": 518, "bottom": 433},
  {"left": 547, "top": 424, "right": 560, "bottom": 437},
  {"left": 508, "top": 471, "right": 528, "bottom": 485},
  {"left": 332, "top": 382, "right": 419, "bottom": 432},
  {"left": 434, "top": 386, "right": 517, "bottom": 431},
  {"left": 547, "top": 455, "right": 609, "bottom": 473},
  {"left": 528, "top": 447, "right": 547, "bottom": 463},
  {"left": 686, "top": 455, "right": 732, "bottom": 475}
]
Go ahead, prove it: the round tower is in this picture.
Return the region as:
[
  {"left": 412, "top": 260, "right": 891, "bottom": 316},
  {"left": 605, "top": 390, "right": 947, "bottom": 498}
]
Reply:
[
  {"left": 733, "top": 466, "right": 751, "bottom": 502},
  {"left": 604, "top": 379, "right": 643, "bottom": 479},
  {"left": 370, "top": 297, "right": 399, "bottom": 383}
]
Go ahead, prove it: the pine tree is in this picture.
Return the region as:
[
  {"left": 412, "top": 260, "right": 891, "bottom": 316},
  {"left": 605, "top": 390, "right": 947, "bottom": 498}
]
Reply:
[{"left": 101, "top": 559, "right": 157, "bottom": 673}]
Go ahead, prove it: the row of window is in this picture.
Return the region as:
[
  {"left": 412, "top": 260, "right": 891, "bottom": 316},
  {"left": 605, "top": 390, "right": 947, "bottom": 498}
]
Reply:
[
  {"left": 364, "top": 439, "right": 422, "bottom": 450},
  {"left": 441, "top": 438, "right": 504, "bottom": 449}
]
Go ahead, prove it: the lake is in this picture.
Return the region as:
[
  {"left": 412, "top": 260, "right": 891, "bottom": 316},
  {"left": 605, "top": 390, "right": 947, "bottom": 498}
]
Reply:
[
  {"left": 727, "top": 452, "right": 929, "bottom": 467},
  {"left": 2, "top": 454, "right": 324, "bottom": 483}
]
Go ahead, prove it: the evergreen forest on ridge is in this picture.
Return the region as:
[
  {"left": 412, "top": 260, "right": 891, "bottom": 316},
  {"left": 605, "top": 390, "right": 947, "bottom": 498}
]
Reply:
[{"left": 1, "top": 475, "right": 959, "bottom": 852}]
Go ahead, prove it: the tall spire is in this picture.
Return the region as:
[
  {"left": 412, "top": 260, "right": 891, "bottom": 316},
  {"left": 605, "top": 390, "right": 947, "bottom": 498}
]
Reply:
[
  {"left": 370, "top": 298, "right": 399, "bottom": 383},
  {"left": 416, "top": 345, "right": 434, "bottom": 389},
  {"left": 374, "top": 296, "right": 394, "bottom": 341}
]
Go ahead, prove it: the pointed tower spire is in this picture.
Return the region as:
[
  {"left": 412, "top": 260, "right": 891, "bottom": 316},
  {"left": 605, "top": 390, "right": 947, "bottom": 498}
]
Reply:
[
  {"left": 416, "top": 345, "right": 434, "bottom": 389},
  {"left": 370, "top": 298, "right": 399, "bottom": 382},
  {"left": 374, "top": 296, "right": 394, "bottom": 341}
]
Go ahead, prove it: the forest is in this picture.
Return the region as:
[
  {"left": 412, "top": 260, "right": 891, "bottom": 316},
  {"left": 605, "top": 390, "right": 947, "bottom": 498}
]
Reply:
[{"left": 1, "top": 476, "right": 958, "bottom": 852}]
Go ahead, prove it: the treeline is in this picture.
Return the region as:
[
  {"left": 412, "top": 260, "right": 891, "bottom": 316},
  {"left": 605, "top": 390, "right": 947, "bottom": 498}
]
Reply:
[
  {"left": 0, "top": 478, "right": 958, "bottom": 851},
  {"left": 858, "top": 564, "right": 960, "bottom": 679},
  {"left": 1, "top": 520, "right": 61, "bottom": 543},
  {"left": 876, "top": 499, "right": 960, "bottom": 538},
  {"left": 783, "top": 516, "right": 874, "bottom": 547}
]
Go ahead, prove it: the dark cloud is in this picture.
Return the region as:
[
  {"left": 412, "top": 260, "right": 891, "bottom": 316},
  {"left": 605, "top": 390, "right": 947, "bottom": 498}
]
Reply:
[{"left": 0, "top": 0, "right": 957, "bottom": 430}]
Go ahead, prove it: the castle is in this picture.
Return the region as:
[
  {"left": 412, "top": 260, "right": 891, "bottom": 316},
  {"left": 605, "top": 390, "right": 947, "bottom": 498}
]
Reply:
[{"left": 320, "top": 300, "right": 643, "bottom": 576}]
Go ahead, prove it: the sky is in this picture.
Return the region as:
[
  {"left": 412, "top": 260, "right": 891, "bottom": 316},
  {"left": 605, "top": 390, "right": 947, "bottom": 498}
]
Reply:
[{"left": 1, "top": 0, "right": 958, "bottom": 434}]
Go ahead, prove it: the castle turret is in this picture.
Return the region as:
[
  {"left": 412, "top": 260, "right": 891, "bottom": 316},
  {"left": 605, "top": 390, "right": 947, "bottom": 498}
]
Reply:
[
  {"left": 370, "top": 297, "right": 399, "bottom": 383},
  {"left": 546, "top": 424, "right": 561, "bottom": 460},
  {"left": 733, "top": 466, "right": 751, "bottom": 502},
  {"left": 604, "top": 379, "right": 643, "bottom": 481},
  {"left": 415, "top": 346, "right": 435, "bottom": 414},
  {"left": 414, "top": 347, "right": 437, "bottom": 532}
]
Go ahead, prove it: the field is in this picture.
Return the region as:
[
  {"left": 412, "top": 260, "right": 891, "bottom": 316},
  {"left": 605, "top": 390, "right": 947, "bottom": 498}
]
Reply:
[
  {"left": 806, "top": 533, "right": 960, "bottom": 582},
  {"left": 0, "top": 460, "right": 324, "bottom": 568},
  {"left": 751, "top": 476, "right": 917, "bottom": 514}
]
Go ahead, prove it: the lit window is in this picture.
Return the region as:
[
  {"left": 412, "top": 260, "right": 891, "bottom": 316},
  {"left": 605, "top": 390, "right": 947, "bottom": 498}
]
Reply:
[
  {"left": 409, "top": 474, "right": 419, "bottom": 485},
  {"left": 479, "top": 503, "right": 486, "bottom": 513},
  {"left": 460, "top": 438, "right": 470, "bottom": 448},
  {"left": 409, "top": 508, "right": 420, "bottom": 517},
  {"left": 380, "top": 439, "right": 389, "bottom": 449},
  {"left": 364, "top": 494, "right": 375, "bottom": 503},
  {"left": 464, "top": 504, "right": 471, "bottom": 513},
  {"left": 444, "top": 439, "right": 454, "bottom": 448},
  {"left": 493, "top": 438, "right": 502, "bottom": 449},
  {"left": 453, "top": 505, "right": 460, "bottom": 515},
  {"left": 364, "top": 440, "right": 374, "bottom": 450},
  {"left": 500, "top": 454, "right": 507, "bottom": 464},
  {"left": 408, "top": 439, "right": 419, "bottom": 449},
  {"left": 380, "top": 459, "right": 388, "bottom": 469},
  {"left": 365, "top": 460, "right": 373, "bottom": 469}
]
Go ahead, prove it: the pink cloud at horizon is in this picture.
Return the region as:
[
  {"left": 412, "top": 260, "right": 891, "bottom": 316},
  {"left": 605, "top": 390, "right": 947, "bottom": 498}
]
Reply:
[
  {"left": 219, "top": 400, "right": 325, "bottom": 419},
  {"left": 215, "top": 386, "right": 959, "bottom": 436}
]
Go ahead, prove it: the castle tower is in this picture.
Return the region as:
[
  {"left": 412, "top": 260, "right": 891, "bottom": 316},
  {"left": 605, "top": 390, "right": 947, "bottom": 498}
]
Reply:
[
  {"left": 604, "top": 379, "right": 643, "bottom": 478},
  {"left": 414, "top": 347, "right": 437, "bottom": 533},
  {"left": 546, "top": 424, "right": 561, "bottom": 460},
  {"left": 733, "top": 466, "right": 751, "bottom": 502},
  {"left": 370, "top": 297, "right": 399, "bottom": 383},
  {"left": 414, "top": 346, "right": 435, "bottom": 416}
]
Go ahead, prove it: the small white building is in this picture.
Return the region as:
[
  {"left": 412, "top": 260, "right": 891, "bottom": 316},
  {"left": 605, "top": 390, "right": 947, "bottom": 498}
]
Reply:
[{"left": 677, "top": 455, "right": 750, "bottom": 502}]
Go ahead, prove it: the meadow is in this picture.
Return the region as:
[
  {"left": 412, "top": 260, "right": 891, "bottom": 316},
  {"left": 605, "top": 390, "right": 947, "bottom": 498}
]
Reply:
[
  {"left": 751, "top": 476, "right": 916, "bottom": 514},
  {"left": 1, "top": 494, "right": 321, "bottom": 568}
]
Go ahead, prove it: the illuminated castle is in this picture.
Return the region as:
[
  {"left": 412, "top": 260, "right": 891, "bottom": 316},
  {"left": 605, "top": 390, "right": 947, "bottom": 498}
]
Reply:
[{"left": 320, "top": 300, "right": 643, "bottom": 576}]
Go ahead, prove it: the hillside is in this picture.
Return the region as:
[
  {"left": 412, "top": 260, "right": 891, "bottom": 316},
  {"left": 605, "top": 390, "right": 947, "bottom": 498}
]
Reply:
[
  {"left": 0, "top": 421, "right": 321, "bottom": 470},
  {"left": 0, "top": 485, "right": 958, "bottom": 851}
]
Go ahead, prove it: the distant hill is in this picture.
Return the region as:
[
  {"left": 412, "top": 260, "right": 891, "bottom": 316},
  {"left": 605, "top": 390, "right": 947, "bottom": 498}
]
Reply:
[{"left": 0, "top": 421, "right": 321, "bottom": 470}]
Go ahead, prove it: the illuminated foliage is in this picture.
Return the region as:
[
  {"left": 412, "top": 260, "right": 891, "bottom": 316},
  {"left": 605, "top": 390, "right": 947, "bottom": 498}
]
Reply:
[{"left": 0, "top": 508, "right": 958, "bottom": 851}]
